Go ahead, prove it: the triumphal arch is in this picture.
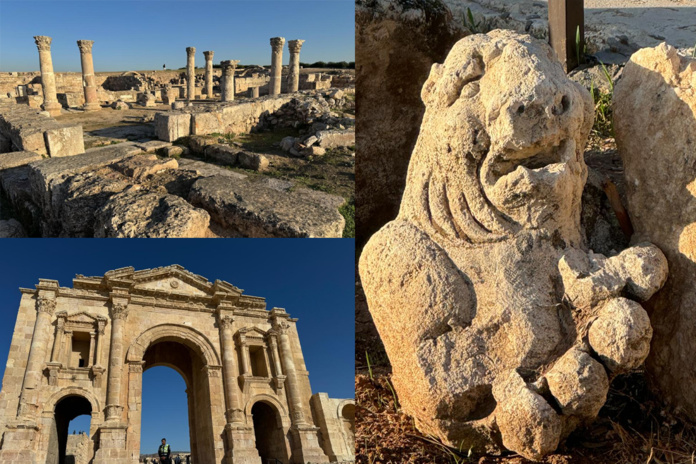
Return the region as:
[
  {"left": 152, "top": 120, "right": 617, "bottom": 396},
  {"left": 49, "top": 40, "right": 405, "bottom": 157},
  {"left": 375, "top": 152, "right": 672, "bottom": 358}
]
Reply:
[{"left": 0, "top": 265, "right": 354, "bottom": 464}]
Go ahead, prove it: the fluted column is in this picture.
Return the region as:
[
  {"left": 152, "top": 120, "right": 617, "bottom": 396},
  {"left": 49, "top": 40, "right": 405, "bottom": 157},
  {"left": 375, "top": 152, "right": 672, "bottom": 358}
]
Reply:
[
  {"left": 217, "top": 313, "right": 244, "bottom": 424},
  {"left": 33, "top": 36, "right": 61, "bottom": 116},
  {"left": 18, "top": 281, "right": 58, "bottom": 417},
  {"left": 105, "top": 296, "right": 129, "bottom": 422},
  {"left": 269, "top": 37, "right": 285, "bottom": 96},
  {"left": 77, "top": 40, "right": 100, "bottom": 111},
  {"left": 220, "top": 60, "right": 239, "bottom": 102},
  {"left": 287, "top": 39, "right": 304, "bottom": 93},
  {"left": 203, "top": 51, "right": 214, "bottom": 99},
  {"left": 274, "top": 320, "right": 307, "bottom": 426},
  {"left": 186, "top": 46, "right": 196, "bottom": 105}
]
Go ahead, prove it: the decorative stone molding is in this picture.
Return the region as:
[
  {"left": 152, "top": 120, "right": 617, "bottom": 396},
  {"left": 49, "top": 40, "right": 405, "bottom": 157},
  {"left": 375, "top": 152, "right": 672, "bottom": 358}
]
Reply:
[
  {"left": 202, "top": 365, "right": 222, "bottom": 378},
  {"left": 288, "top": 39, "right": 305, "bottom": 54},
  {"left": 77, "top": 40, "right": 94, "bottom": 54},
  {"left": 34, "top": 35, "right": 52, "bottom": 51},
  {"left": 217, "top": 314, "right": 234, "bottom": 330},
  {"left": 273, "top": 320, "right": 290, "bottom": 335},
  {"left": 111, "top": 303, "right": 129, "bottom": 320},
  {"left": 128, "top": 362, "right": 144, "bottom": 374},
  {"left": 36, "top": 297, "right": 56, "bottom": 315},
  {"left": 270, "top": 37, "right": 286, "bottom": 52}
]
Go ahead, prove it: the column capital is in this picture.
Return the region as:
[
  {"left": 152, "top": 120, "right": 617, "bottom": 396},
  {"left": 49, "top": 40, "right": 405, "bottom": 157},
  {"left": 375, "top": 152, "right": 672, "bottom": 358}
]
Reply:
[
  {"left": 111, "top": 302, "right": 129, "bottom": 320},
  {"left": 186, "top": 46, "right": 196, "bottom": 57},
  {"left": 34, "top": 36, "right": 52, "bottom": 51},
  {"left": 36, "top": 297, "right": 56, "bottom": 316},
  {"left": 288, "top": 39, "right": 305, "bottom": 54},
  {"left": 203, "top": 50, "right": 214, "bottom": 60},
  {"left": 272, "top": 319, "right": 291, "bottom": 335},
  {"left": 270, "top": 37, "right": 286, "bottom": 52},
  {"left": 77, "top": 40, "right": 94, "bottom": 54},
  {"left": 220, "top": 60, "right": 240, "bottom": 72},
  {"left": 128, "top": 361, "right": 144, "bottom": 374},
  {"left": 217, "top": 314, "right": 234, "bottom": 330}
]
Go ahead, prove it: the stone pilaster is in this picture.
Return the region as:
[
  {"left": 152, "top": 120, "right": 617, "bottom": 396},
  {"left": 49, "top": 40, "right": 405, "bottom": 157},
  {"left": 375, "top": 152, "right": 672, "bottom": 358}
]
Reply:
[
  {"left": 203, "top": 50, "right": 214, "bottom": 99},
  {"left": 216, "top": 311, "right": 260, "bottom": 464},
  {"left": 33, "top": 36, "right": 61, "bottom": 116},
  {"left": 287, "top": 39, "right": 305, "bottom": 93},
  {"left": 220, "top": 60, "right": 239, "bottom": 102},
  {"left": 77, "top": 40, "right": 100, "bottom": 111},
  {"left": 88, "top": 331, "right": 96, "bottom": 367},
  {"left": 273, "top": 318, "right": 328, "bottom": 463},
  {"left": 186, "top": 46, "right": 196, "bottom": 105},
  {"left": 269, "top": 37, "right": 285, "bottom": 96}
]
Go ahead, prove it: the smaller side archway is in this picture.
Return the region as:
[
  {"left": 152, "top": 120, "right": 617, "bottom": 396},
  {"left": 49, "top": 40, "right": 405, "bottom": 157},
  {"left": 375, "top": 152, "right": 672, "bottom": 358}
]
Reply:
[
  {"left": 42, "top": 392, "right": 96, "bottom": 464},
  {"left": 249, "top": 399, "right": 290, "bottom": 464}
]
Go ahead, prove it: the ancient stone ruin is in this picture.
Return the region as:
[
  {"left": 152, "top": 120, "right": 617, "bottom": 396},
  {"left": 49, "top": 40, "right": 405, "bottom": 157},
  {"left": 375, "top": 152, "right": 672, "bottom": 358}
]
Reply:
[
  {"left": 614, "top": 43, "right": 696, "bottom": 419},
  {"left": 0, "top": 265, "right": 355, "bottom": 464},
  {"left": 359, "top": 30, "right": 669, "bottom": 460},
  {"left": 0, "top": 35, "right": 356, "bottom": 238}
]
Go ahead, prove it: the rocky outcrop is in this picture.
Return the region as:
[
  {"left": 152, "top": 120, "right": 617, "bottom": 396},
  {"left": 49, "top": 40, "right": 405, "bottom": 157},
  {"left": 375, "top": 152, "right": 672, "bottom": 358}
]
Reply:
[
  {"left": 189, "top": 175, "right": 345, "bottom": 238},
  {"left": 359, "top": 31, "right": 668, "bottom": 460},
  {"left": 355, "top": 0, "right": 467, "bottom": 245},
  {"left": 614, "top": 43, "right": 696, "bottom": 418}
]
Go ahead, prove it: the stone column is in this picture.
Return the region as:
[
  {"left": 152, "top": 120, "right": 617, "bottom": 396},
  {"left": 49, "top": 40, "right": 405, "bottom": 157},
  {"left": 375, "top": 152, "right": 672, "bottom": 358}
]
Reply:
[
  {"left": 186, "top": 47, "right": 196, "bottom": 105},
  {"left": 88, "top": 332, "right": 96, "bottom": 367},
  {"left": 274, "top": 321, "right": 307, "bottom": 425},
  {"left": 33, "top": 36, "right": 62, "bottom": 116},
  {"left": 95, "top": 319, "right": 105, "bottom": 366},
  {"left": 220, "top": 60, "right": 239, "bottom": 102},
  {"left": 269, "top": 37, "right": 285, "bottom": 96},
  {"left": 287, "top": 39, "right": 305, "bottom": 93},
  {"left": 77, "top": 40, "right": 100, "bottom": 111},
  {"left": 64, "top": 330, "right": 73, "bottom": 366},
  {"left": 217, "top": 314, "right": 244, "bottom": 424},
  {"left": 203, "top": 51, "right": 214, "bottom": 99},
  {"left": 268, "top": 334, "right": 283, "bottom": 377},
  {"left": 105, "top": 295, "right": 129, "bottom": 422},
  {"left": 236, "top": 330, "right": 252, "bottom": 376}
]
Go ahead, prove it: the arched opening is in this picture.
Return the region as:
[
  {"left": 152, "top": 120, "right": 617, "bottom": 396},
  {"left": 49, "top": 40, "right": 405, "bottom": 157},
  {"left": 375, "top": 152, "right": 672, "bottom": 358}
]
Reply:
[
  {"left": 251, "top": 401, "right": 288, "bottom": 464},
  {"left": 341, "top": 404, "right": 355, "bottom": 449},
  {"left": 45, "top": 395, "right": 93, "bottom": 464},
  {"left": 137, "top": 340, "right": 213, "bottom": 464}
]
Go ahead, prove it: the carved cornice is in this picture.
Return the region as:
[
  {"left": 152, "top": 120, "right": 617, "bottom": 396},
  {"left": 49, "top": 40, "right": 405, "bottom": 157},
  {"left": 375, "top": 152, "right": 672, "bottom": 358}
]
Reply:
[
  {"left": 77, "top": 40, "right": 94, "bottom": 54},
  {"left": 288, "top": 39, "right": 305, "bottom": 54},
  {"left": 270, "top": 37, "right": 285, "bottom": 52},
  {"left": 37, "top": 297, "right": 56, "bottom": 315},
  {"left": 34, "top": 36, "right": 52, "bottom": 51}
]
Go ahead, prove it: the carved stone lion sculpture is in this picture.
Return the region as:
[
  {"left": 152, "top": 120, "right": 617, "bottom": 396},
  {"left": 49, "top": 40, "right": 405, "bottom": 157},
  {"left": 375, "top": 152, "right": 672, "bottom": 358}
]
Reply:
[{"left": 359, "top": 30, "right": 669, "bottom": 460}]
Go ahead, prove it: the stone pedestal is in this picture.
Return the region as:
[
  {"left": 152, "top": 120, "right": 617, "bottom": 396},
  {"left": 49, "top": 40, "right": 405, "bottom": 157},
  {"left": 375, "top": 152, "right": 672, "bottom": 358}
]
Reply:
[
  {"left": 186, "top": 47, "right": 196, "bottom": 105},
  {"left": 220, "top": 60, "right": 239, "bottom": 102},
  {"left": 223, "top": 424, "right": 262, "bottom": 464},
  {"left": 269, "top": 37, "right": 285, "bottom": 96},
  {"left": 77, "top": 40, "right": 100, "bottom": 111},
  {"left": 287, "top": 39, "right": 305, "bottom": 93},
  {"left": 92, "top": 423, "right": 129, "bottom": 464},
  {"left": 204, "top": 50, "right": 214, "bottom": 99},
  {"left": 289, "top": 425, "right": 330, "bottom": 463},
  {"left": 248, "top": 87, "right": 259, "bottom": 98},
  {"left": 0, "top": 421, "right": 40, "bottom": 464},
  {"left": 33, "top": 36, "right": 62, "bottom": 117}
]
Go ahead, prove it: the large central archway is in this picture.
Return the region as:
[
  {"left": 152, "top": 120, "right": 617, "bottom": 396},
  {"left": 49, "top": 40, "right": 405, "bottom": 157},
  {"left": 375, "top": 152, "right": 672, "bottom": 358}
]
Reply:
[{"left": 126, "top": 324, "right": 224, "bottom": 464}]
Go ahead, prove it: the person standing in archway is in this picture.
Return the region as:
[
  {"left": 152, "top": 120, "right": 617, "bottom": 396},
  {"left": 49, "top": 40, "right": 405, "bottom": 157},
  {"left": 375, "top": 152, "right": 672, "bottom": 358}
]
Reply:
[{"left": 158, "top": 438, "right": 171, "bottom": 464}]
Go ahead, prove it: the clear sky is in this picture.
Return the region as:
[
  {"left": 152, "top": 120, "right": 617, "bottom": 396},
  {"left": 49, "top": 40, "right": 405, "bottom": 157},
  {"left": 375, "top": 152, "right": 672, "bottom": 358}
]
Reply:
[
  {"left": 0, "top": 238, "right": 355, "bottom": 454},
  {"left": 0, "top": 0, "right": 355, "bottom": 72}
]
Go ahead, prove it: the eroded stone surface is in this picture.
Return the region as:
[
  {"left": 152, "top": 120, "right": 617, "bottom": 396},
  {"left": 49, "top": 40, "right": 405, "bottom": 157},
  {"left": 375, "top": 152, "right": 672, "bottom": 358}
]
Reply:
[
  {"left": 614, "top": 43, "right": 696, "bottom": 415},
  {"left": 359, "top": 30, "right": 667, "bottom": 460},
  {"left": 189, "top": 175, "right": 344, "bottom": 238}
]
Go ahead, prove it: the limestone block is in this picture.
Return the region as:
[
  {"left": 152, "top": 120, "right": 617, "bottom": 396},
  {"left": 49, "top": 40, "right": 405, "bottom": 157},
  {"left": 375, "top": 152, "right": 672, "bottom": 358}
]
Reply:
[
  {"left": 204, "top": 144, "right": 238, "bottom": 165},
  {"left": 0, "top": 151, "right": 42, "bottom": 170},
  {"left": 94, "top": 189, "right": 210, "bottom": 238},
  {"left": 44, "top": 125, "right": 84, "bottom": 157},
  {"left": 111, "top": 154, "right": 178, "bottom": 181},
  {"left": 154, "top": 112, "right": 192, "bottom": 142},
  {"left": 189, "top": 175, "right": 345, "bottom": 238},
  {"left": 134, "top": 140, "right": 172, "bottom": 153},
  {"left": 316, "top": 129, "right": 354, "bottom": 148},
  {"left": 237, "top": 151, "right": 269, "bottom": 172},
  {"left": 614, "top": 43, "right": 696, "bottom": 416},
  {"left": 136, "top": 93, "right": 156, "bottom": 107},
  {"left": 359, "top": 30, "right": 667, "bottom": 460}
]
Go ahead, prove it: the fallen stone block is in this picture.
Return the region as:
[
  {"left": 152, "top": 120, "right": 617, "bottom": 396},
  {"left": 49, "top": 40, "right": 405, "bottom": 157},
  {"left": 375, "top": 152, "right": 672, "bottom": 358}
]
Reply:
[
  {"left": 204, "top": 144, "right": 238, "bottom": 165},
  {"left": 154, "top": 112, "right": 192, "bottom": 142},
  {"left": 316, "top": 129, "right": 355, "bottom": 148},
  {"left": 237, "top": 151, "right": 269, "bottom": 171},
  {"left": 161, "top": 145, "right": 187, "bottom": 158},
  {"left": 44, "top": 125, "right": 84, "bottom": 157},
  {"left": 0, "top": 151, "right": 43, "bottom": 170},
  {"left": 112, "top": 100, "right": 129, "bottom": 110},
  {"left": 280, "top": 136, "right": 296, "bottom": 151},
  {"left": 189, "top": 175, "right": 345, "bottom": 238},
  {"left": 111, "top": 154, "right": 178, "bottom": 181},
  {"left": 94, "top": 189, "right": 210, "bottom": 238},
  {"left": 134, "top": 140, "right": 172, "bottom": 152}
]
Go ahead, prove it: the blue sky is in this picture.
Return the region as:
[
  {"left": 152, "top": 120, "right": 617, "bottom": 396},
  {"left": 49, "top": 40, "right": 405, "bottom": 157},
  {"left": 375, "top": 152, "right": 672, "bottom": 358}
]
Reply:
[
  {"left": 0, "top": 0, "right": 355, "bottom": 72},
  {"left": 0, "top": 239, "right": 355, "bottom": 454}
]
